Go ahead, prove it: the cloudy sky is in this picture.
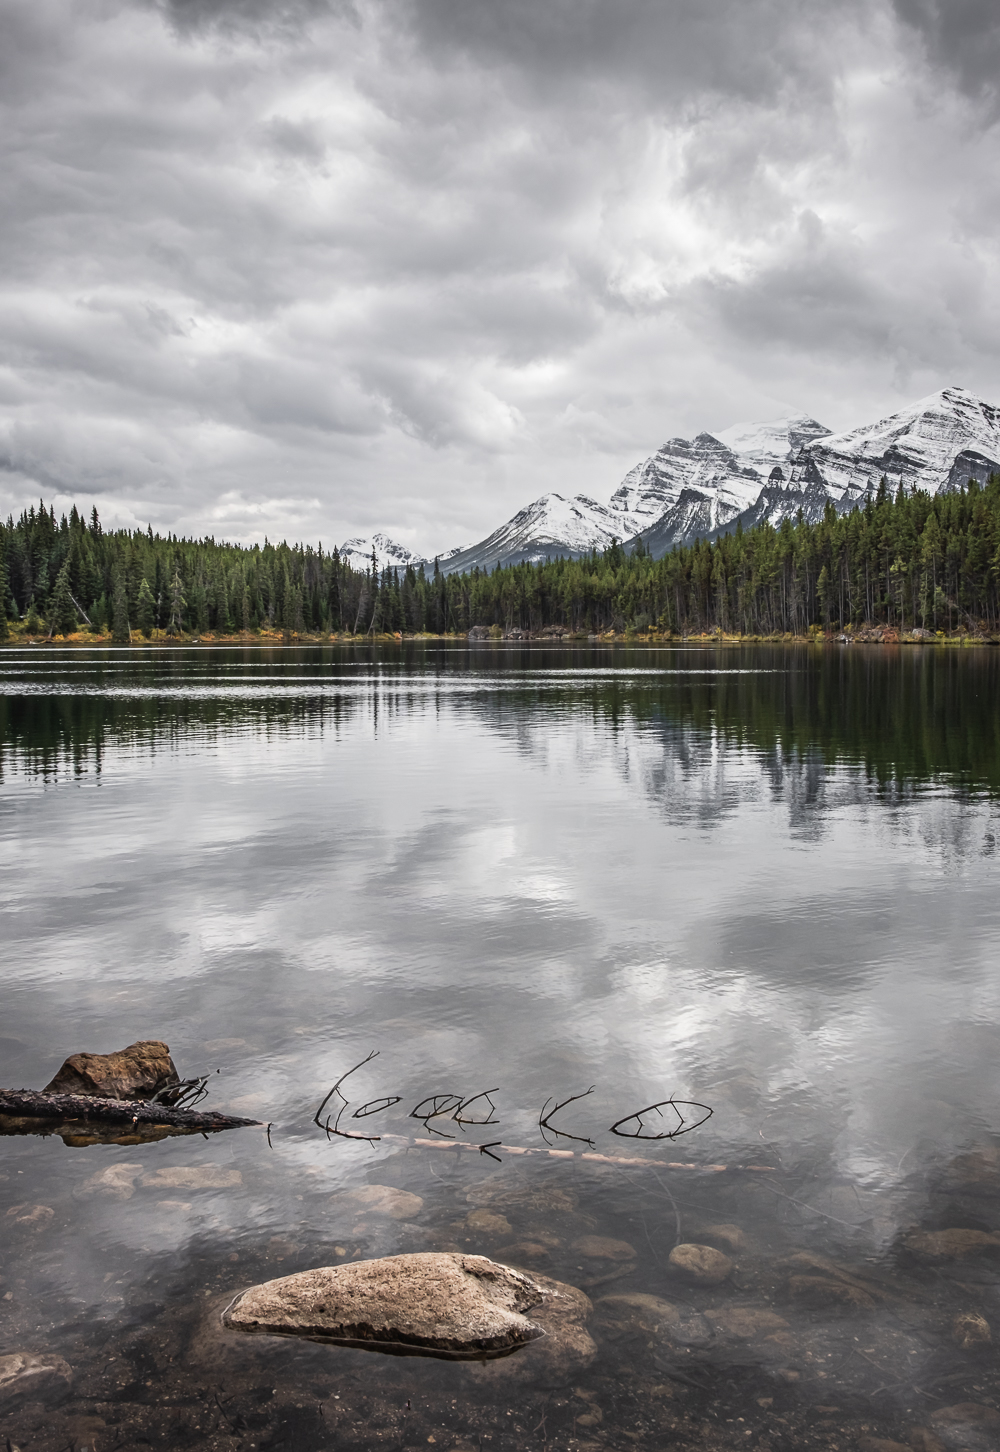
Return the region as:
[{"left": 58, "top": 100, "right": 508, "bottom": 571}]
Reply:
[{"left": 2, "top": 0, "right": 1000, "bottom": 554}]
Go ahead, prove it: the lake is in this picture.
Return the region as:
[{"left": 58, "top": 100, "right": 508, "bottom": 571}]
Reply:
[{"left": 2, "top": 642, "right": 1000, "bottom": 1452}]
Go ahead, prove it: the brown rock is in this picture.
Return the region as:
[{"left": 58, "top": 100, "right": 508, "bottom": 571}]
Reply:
[
  {"left": 788, "top": 1274, "right": 874, "bottom": 1310},
  {"left": 337, "top": 1185, "right": 424, "bottom": 1220},
  {"left": 930, "top": 1404, "right": 1000, "bottom": 1428},
  {"left": 904, "top": 1427, "right": 948, "bottom": 1452},
  {"left": 468, "top": 1273, "right": 596, "bottom": 1385},
  {"left": 223, "top": 1252, "right": 545, "bottom": 1359},
  {"left": 572, "top": 1235, "right": 636, "bottom": 1262},
  {"left": 594, "top": 1292, "right": 711, "bottom": 1346},
  {"left": 709, "top": 1306, "right": 789, "bottom": 1338},
  {"left": 496, "top": 1241, "right": 551, "bottom": 1264},
  {"left": 75, "top": 1162, "right": 143, "bottom": 1201},
  {"left": 699, "top": 1223, "right": 748, "bottom": 1253},
  {"left": 5, "top": 1203, "right": 54, "bottom": 1228},
  {"left": 857, "top": 1439, "right": 910, "bottom": 1452},
  {"left": 905, "top": 1228, "right": 1000, "bottom": 1262},
  {"left": 0, "top": 1352, "right": 73, "bottom": 1407},
  {"left": 42, "top": 1040, "right": 180, "bottom": 1102},
  {"left": 142, "top": 1166, "right": 242, "bottom": 1191},
  {"left": 466, "top": 1209, "right": 512, "bottom": 1236},
  {"left": 667, "top": 1243, "right": 733, "bottom": 1285},
  {"left": 953, "top": 1311, "right": 991, "bottom": 1349}
]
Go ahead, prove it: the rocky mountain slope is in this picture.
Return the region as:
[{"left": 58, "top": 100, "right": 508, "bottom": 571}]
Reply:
[
  {"left": 359, "top": 388, "right": 1000, "bottom": 575},
  {"left": 433, "top": 493, "right": 634, "bottom": 574}
]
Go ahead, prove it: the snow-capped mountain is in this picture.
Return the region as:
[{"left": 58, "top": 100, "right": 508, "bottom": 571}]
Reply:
[
  {"left": 337, "top": 533, "right": 416, "bottom": 572},
  {"left": 341, "top": 388, "right": 1000, "bottom": 576},
  {"left": 714, "top": 414, "right": 833, "bottom": 474},
  {"left": 784, "top": 386, "right": 1000, "bottom": 501},
  {"left": 437, "top": 493, "right": 636, "bottom": 575},
  {"left": 633, "top": 387, "right": 1000, "bottom": 557},
  {"left": 616, "top": 414, "right": 832, "bottom": 555}
]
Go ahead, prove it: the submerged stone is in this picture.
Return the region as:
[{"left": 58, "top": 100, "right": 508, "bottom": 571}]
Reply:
[
  {"left": 337, "top": 1185, "right": 424, "bottom": 1220},
  {"left": 904, "top": 1228, "right": 1000, "bottom": 1262},
  {"left": 222, "top": 1252, "right": 546, "bottom": 1359},
  {"left": 788, "top": 1274, "right": 875, "bottom": 1310},
  {"left": 667, "top": 1243, "right": 733, "bottom": 1285},
  {"left": 952, "top": 1311, "right": 991, "bottom": 1349},
  {"left": 466, "top": 1209, "right": 512, "bottom": 1236},
  {"left": 594, "top": 1292, "right": 712, "bottom": 1347},
  {"left": 572, "top": 1235, "right": 636, "bottom": 1262},
  {"left": 0, "top": 1352, "right": 72, "bottom": 1407}
]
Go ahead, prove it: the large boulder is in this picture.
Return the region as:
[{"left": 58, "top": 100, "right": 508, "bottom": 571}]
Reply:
[
  {"left": 42, "top": 1041, "right": 180, "bottom": 1102},
  {"left": 222, "top": 1252, "right": 547, "bottom": 1360}
]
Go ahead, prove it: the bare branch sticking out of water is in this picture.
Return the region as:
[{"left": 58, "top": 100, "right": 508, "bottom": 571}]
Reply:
[
  {"left": 151, "top": 1073, "right": 212, "bottom": 1109},
  {"left": 454, "top": 1089, "right": 499, "bottom": 1128},
  {"left": 609, "top": 1098, "right": 713, "bottom": 1140},
  {"left": 352, "top": 1096, "right": 402, "bottom": 1119},
  {"left": 410, "top": 1093, "right": 463, "bottom": 1138},
  {"left": 539, "top": 1086, "right": 596, "bottom": 1148},
  {"left": 314, "top": 1051, "right": 383, "bottom": 1144}
]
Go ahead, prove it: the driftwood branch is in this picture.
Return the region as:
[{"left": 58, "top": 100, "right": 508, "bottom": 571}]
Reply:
[
  {"left": 0, "top": 1088, "right": 259, "bottom": 1133},
  {"left": 609, "top": 1098, "right": 714, "bottom": 1140},
  {"left": 539, "top": 1086, "right": 596, "bottom": 1148},
  {"left": 314, "top": 1051, "right": 383, "bottom": 1144}
]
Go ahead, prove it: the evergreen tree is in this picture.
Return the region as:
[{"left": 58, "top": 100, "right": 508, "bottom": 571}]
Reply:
[
  {"left": 135, "top": 577, "right": 156, "bottom": 637},
  {"left": 48, "top": 559, "right": 78, "bottom": 636},
  {"left": 112, "top": 569, "right": 131, "bottom": 644},
  {"left": 167, "top": 568, "right": 186, "bottom": 634},
  {"left": 0, "top": 549, "right": 11, "bottom": 641}
]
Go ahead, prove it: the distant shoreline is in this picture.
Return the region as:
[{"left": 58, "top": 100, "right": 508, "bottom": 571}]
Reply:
[{"left": 2, "top": 627, "right": 995, "bottom": 648}]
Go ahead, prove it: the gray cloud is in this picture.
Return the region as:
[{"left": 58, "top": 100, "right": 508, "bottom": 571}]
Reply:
[
  {"left": 0, "top": 0, "right": 998, "bottom": 552},
  {"left": 893, "top": 0, "right": 1000, "bottom": 100}
]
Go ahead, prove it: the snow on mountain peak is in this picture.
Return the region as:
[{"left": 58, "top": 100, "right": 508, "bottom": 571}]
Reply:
[
  {"left": 714, "top": 414, "right": 832, "bottom": 473},
  {"left": 338, "top": 533, "right": 415, "bottom": 572},
  {"left": 790, "top": 386, "right": 1000, "bottom": 499}
]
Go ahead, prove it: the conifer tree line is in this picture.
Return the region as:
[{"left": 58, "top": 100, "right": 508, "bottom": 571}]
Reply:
[{"left": 1, "top": 475, "right": 999, "bottom": 641}]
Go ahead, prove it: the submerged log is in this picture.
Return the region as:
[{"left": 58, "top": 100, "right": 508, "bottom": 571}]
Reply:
[{"left": 0, "top": 1087, "right": 260, "bottom": 1139}]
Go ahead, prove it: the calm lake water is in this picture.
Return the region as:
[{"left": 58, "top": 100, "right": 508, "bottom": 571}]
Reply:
[{"left": 3, "top": 643, "right": 1000, "bottom": 1452}]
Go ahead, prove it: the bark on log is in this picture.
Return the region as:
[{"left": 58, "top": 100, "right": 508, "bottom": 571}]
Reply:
[{"left": 0, "top": 1088, "right": 259, "bottom": 1134}]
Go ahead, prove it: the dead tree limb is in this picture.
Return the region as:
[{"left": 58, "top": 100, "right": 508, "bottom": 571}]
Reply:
[
  {"left": 376, "top": 1133, "right": 773, "bottom": 1172},
  {"left": 314, "top": 1051, "right": 383, "bottom": 1144},
  {"left": 539, "top": 1086, "right": 596, "bottom": 1148},
  {"left": 609, "top": 1099, "right": 713, "bottom": 1140},
  {"left": 0, "top": 1088, "right": 258, "bottom": 1133}
]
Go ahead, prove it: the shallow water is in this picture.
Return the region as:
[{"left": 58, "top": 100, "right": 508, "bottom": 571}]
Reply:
[{"left": 2, "top": 642, "right": 1000, "bottom": 1452}]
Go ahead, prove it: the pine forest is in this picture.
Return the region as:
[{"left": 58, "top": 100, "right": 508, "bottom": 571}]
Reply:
[{"left": 2, "top": 474, "right": 1000, "bottom": 643}]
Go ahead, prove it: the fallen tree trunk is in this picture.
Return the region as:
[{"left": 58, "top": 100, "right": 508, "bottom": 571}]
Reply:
[
  {"left": 0, "top": 1087, "right": 259, "bottom": 1134},
  {"left": 377, "top": 1133, "right": 775, "bottom": 1172}
]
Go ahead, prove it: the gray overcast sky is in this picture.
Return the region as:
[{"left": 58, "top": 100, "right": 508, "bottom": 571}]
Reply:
[{"left": 2, "top": 0, "right": 1000, "bottom": 553}]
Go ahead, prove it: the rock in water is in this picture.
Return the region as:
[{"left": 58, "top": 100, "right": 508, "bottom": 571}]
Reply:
[
  {"left": 0, "top": 1352, "right": 73, "bottom": 1407},
  {"left": 222, "top": 1252, "right": 547, "bottom": 1360},
  {"left": 42, "top": 1040, "right": 180, "bottom": 1102},
  {"left": 667, "top": 1243, "right": 733, "bottom": 1285}
]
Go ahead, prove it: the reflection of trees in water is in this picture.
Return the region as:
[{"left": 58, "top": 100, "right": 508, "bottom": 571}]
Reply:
[
  {"left": 0, "top": 692, "right": 368, "bottom": 780},
  {"left": 2, "top": 646, "right": 1000, "bottom": 802}
]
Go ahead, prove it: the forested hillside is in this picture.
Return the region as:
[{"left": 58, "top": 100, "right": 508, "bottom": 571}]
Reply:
[{"left": 2, "top": 475, "right": 999, "bottom": 641}]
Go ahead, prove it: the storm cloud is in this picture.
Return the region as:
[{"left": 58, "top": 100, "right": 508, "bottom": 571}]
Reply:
[{"left": 1, "top": 0, "right": 999, "bottom": 552}]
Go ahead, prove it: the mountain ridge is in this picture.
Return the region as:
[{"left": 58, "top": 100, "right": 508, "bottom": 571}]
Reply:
[{"left": 343, "top": 388, "right": 1000, "bottom": 576}]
